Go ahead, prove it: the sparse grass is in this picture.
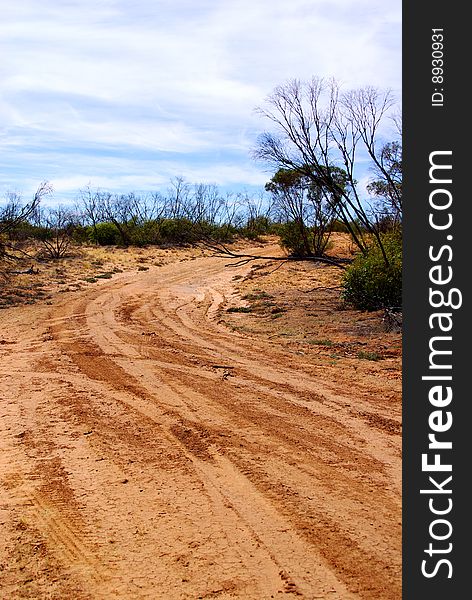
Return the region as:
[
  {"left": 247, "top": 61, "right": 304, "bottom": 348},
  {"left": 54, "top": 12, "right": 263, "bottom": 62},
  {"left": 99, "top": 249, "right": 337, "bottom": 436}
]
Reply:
[
  {"left": 242, "top": 291, "right": 272, "bottom": 301},
  {"left": 96, "top": 272, "right": 113, "bottom": 279},
  {"left": 228, "top": 323, "right": 253, "bottom": 333},
  {"left": 255, "top": 300, "right": 276, "bottom": 308},
  {"left": 227, "top": 306, "right": 252, "bottom": 313},
  {"left": 307, "top": 339, "right": 335, "bottom": 347},
  {"left": 356, "top": 350, "right": 382, "bottom": 361}
]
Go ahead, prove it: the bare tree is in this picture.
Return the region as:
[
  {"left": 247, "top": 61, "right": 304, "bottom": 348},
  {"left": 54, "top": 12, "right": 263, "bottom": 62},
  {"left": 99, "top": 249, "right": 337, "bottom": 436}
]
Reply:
[
  {"left": 187, "top": 183, "right": 224, "bottom": 225},
  {"left": 166, "top": 176, "right": 192, "bottom": 220},
  {"left": 0, "top": 182, "right": 52, "bottom": 238},
  {"left": 77, "top": 185, "right": 106, "bottom": 240},
  {"left": 243, "top": 191, "right": 273, "bottom": 231},
  {"left": 37, "top": 205, "right": 77, "bottom": 259},
  {"left": 342, "top": 87, "right": 402, "bottom": 218},
  {"left": 202, "top": 184, "right": 226, "bottom": 225},
  {"left": 0, "top": 182, "right": 53, "bottom": 269},
  {"left": 254, "top": 78, "right": 401, "bottom": 265},
  {"left": 139, "top": 192, "right": 167, "bottom": 222},
  {"left": 99, "top": 192, "right": 135, "bottom": 245}
]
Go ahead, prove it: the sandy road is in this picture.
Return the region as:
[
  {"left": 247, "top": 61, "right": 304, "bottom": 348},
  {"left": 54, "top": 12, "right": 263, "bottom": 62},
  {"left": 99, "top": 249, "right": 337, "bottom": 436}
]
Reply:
[{"left": 0, "top": 248, "right": 401, "bottom": 599}]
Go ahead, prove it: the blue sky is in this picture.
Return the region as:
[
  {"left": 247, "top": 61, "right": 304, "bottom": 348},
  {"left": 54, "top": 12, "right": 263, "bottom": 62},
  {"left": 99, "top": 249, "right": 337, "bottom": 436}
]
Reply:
[{"left": 1, "top": 0, "right": 401, "bottom": 203}]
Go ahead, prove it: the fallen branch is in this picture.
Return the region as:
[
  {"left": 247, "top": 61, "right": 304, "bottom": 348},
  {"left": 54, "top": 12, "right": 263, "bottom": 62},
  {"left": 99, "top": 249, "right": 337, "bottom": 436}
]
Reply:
[
  {"left": 10, "top": 266, "right": 38, "bottom": 275},
  {"left": 267, "top": 260, "right": 289, "bottom": 275},
  {"left": 304, "top": 285, "right": 343, "bottom": 293},
  {"left": 221, "top": 252, "right": 349, "bottom": 270},
  {"left": 200, "top": 241, "right": 350, "bottom": 270}
]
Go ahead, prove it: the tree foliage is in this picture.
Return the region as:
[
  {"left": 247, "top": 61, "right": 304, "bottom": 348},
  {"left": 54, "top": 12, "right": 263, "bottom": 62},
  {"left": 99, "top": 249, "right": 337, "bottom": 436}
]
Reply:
[
  {"left": 366, "top": 141, "right": 402, "bottom": 228},
  {"left": 265, "top": 165, "right": 344, "bottom": 256}
]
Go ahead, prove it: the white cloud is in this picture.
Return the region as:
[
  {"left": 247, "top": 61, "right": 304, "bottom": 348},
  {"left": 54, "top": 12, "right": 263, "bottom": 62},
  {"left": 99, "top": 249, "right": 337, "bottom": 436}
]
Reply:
[{"left": 0, "top": 0, "right": 401, "bottom": 197}]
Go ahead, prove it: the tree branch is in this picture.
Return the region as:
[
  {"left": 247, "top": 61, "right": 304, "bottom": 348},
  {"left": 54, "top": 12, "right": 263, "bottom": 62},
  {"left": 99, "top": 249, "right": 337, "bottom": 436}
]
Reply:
[{"left": 203, "top": 242, "right": 350, "bottom": 270}]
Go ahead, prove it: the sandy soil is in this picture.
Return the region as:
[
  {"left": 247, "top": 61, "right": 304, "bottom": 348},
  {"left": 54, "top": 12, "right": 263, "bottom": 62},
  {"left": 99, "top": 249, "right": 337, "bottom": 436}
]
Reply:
[{"left": 0, "top": 239, "right": 401, "bottom": 599}]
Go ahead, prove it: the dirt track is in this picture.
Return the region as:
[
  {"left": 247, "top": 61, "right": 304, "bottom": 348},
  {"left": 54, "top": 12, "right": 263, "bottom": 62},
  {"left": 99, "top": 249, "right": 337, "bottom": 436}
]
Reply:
[{"left": 0, "top": 246, "right": 401, "bottom": 599}]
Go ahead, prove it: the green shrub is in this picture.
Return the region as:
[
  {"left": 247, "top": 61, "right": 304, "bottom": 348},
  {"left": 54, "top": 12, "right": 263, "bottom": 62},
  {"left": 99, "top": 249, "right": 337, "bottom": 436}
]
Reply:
[
  {"left": 278, "top": 221, "right": 314, "bottom": 256},
  {"left": 240, "top": 216, "right": 274, "bottom": 240},
  {"left": 158, "top": 218, "right": 196, "bottom": 244},
  {"left": 342, "top": 233, "right": 402, "bottom": 311},
  {"left": 71, "top": 225, "right": 90, "bottom": 243},
  {"left": 89, "top": 222, "right": 121, "bottom": 245},
  {"left": 4, "top": 220, "right": 39, "bottom": 241},
  {"left": 330, "top": 219, "right": 350, "bottom": 233},
  {"left": 278, "top": 221, "right": 330, "bottom": 257},
  {"left": 129, "top": 220, "right": 161, "bottom": 246},
  {"left": 209, "top": 223, "right": 235, "bottom": 242},
  {"left": 29, "top": 225, "right": 53, "bottom": 242}
]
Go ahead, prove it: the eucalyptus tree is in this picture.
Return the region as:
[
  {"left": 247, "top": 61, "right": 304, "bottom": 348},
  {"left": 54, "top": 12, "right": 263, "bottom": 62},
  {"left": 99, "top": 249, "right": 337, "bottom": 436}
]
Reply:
[{"left": 254, "top": 77, "right": 401, "bottom": 265}]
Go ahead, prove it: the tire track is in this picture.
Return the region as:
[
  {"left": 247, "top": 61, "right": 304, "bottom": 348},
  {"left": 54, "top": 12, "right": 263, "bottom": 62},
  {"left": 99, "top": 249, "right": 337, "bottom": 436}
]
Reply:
[
  {"left": 1, "top": 248, "right": 401, "bottom": 598},
  {"left": 45, "top": 254, "right": 401, "bottom": 599}
]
